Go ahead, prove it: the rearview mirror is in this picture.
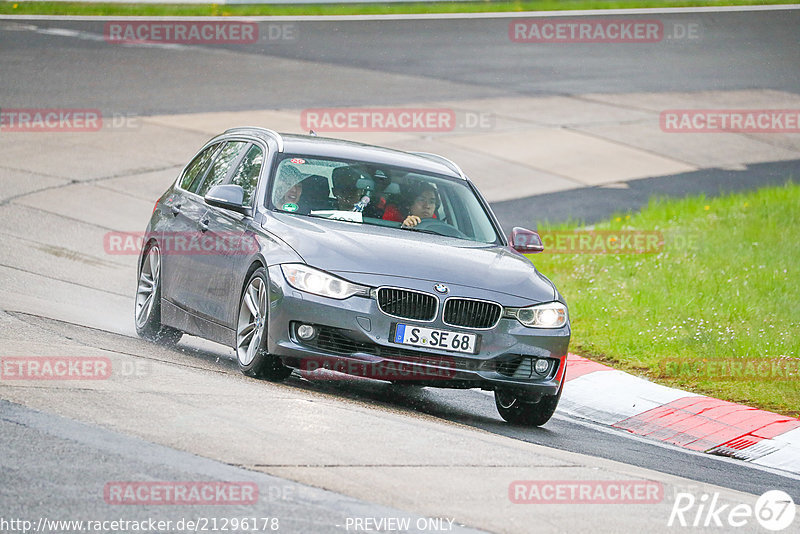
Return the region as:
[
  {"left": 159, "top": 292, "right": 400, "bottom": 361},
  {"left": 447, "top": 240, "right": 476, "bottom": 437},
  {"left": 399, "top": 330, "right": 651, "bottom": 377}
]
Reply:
[
  {"left": 205, "top": 184, "right": 251, "bottom": 216},
  {"left": 510, "top": 227, "right": 544, "bottom": 254},
  {"left": 356, "top": 177, "right": 375, "bottom": 192}
]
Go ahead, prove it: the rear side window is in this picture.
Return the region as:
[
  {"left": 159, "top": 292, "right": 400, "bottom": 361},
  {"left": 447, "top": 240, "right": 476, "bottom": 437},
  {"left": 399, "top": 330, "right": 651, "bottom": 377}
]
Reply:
[
  {"left": 179, "top": 143, "right": 220, "bottom": 193},
  {"left": 196, "top": 141, "right": 248, "bottom": 197},
  {"left": 228, "top": 144, "right": 264, "bottom": 206}
]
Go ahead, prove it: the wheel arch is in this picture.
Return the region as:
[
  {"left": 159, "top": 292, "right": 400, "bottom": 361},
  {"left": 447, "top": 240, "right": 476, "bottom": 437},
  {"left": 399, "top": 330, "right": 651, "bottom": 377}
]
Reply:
[
  {"left": 137, "top": 237, "right": 160, "bottom": 275},
  {"left": 241, "top": 259, "right": 267, "bottom": 293},
  {"left": 238, "top": 258, "right": 270, "bottom": 314}
]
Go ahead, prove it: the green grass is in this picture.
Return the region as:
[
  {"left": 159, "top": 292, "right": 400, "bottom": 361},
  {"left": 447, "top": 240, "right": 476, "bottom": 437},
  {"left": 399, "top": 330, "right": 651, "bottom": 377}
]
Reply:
[
  {"left": 0, "top": 0, "right": 795, "bottom": 17},
  {"left": 529, "top": 182, "right": 800, "bottom": 417}
]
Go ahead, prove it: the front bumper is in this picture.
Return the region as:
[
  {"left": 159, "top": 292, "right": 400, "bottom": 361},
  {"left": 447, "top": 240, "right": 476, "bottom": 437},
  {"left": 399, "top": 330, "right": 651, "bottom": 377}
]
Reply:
[{"left": 266, "top": 265, "right": 570, "bottom": 396}]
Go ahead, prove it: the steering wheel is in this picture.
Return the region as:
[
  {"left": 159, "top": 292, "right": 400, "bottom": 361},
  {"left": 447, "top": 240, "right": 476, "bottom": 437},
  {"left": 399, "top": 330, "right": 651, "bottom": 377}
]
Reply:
[{"left": 410, "top": 218, "right": 467, "bottom": 239}]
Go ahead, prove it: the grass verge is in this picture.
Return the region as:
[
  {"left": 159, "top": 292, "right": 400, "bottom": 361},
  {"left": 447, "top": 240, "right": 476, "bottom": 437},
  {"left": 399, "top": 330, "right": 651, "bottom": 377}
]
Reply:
[
  {"left": 529, "top": 182, "right": 799, "bottom": 417},
  {"left": 0, "top": 0, "right": 796, "bottom": 17}
]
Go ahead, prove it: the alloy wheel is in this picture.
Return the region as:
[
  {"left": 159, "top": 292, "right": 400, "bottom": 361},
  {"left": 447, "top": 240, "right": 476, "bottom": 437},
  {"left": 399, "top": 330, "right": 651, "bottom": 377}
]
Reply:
[
  {"left": 237, "top": 275, "right": 267, "bottom": 366},
  {"left": 135, "top": 246, "right": 161, "bottom": 329}
]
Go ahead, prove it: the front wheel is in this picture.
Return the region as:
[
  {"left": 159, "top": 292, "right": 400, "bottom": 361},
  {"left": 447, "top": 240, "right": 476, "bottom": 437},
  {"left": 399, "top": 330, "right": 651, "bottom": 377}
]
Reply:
[
  {"left": 494, "top": 384, "right": 562, "bottom": 426},
  {"left": 236, "top": 268, "right": 292, "bottom": 381},
  {"left": 134, "top": 244, "right": 182, "bottom": 345}
]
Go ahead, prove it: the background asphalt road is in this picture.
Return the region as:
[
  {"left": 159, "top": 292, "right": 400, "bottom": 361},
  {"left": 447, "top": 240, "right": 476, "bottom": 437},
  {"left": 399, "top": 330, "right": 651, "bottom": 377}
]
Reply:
[
  {"left": 3, "top": 10, "right": 798, "bottom": 224},
  {"left": 3, "top": 396, "right": 480, "bottom": 534},
  {"left": 1, "top": 11, "right": 799, "bottom": 113},
  {"left": 1, "top": 8, "right": 799, "bottom": 532},
  {"left": 493, "top": 158, "right": 800, "bottom": 227}
]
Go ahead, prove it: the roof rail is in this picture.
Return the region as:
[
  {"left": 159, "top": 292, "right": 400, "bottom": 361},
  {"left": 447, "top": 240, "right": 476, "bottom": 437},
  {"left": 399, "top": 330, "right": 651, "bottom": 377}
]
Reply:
[
  {"left": 225, "top": 126, "right": 284, "bottom": 152},
  {"left": 411, "top": 152, "right": 467, "bottom": 180}
]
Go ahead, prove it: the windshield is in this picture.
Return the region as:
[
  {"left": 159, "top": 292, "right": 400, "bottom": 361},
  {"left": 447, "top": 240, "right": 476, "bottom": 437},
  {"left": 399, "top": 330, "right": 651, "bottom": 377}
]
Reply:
[{"left": 269, "top": 155, "right": 500, "bottom": 244}]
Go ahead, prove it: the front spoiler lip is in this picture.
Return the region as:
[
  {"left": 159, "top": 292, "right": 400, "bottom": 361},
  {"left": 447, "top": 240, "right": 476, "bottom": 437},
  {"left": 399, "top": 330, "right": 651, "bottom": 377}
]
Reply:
[{"left": 276, "top": 340, "right": 563, "bottom": 395}]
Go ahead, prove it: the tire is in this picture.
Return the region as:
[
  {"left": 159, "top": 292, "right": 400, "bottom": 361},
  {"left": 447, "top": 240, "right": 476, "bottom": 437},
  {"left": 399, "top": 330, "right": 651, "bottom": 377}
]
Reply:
[
  {"left": 134, "top": 244, "right": 183, "bottom": 345},
  {"left": 236, "top": 268, "right": 292, "bottom": 381},
  {"left": 494, "top": 383, "right": 562, "bottom": 426}
]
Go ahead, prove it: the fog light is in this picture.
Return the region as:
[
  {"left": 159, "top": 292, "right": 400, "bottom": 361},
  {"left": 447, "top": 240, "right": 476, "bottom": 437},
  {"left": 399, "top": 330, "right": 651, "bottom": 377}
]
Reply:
[
  {"left": 297, "top": 324, "right": 316, "bottom": 340},
  {"left": 534, "top": 358, "right": 550, "bottom": 375}
]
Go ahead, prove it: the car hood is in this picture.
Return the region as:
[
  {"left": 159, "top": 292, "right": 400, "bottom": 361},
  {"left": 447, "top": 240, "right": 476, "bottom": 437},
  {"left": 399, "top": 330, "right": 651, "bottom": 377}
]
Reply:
[{"left": 264, "top": 213, "right": 556, "bottom": 303}]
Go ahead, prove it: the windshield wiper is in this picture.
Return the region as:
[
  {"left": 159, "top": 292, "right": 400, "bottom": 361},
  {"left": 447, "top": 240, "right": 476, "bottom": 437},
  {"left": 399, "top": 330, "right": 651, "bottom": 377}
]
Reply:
[{"left": 400, "top": 226, "right": 439, "bottom": 235}]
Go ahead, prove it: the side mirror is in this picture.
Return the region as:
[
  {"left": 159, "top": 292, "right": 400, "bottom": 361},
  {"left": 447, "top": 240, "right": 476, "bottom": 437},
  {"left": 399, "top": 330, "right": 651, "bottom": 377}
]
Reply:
[
  {"left": 205, "top": 185, "right": 251, "bottom": 216},
  {"left": 510, "top": 227, "right": 544, "bottom": 254}
]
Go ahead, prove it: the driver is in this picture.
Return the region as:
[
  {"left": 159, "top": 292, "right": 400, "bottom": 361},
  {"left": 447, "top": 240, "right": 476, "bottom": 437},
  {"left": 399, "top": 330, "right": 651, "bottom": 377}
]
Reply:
[{"left": 383, "top": 182, "right": 439, "bottom": 228}]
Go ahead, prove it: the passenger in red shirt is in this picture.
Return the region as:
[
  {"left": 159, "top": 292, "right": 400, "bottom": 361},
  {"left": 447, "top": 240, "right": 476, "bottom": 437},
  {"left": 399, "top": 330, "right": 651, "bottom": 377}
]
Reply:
[{"left": 381, "top": 203, "right": 403, "bottom": 222}]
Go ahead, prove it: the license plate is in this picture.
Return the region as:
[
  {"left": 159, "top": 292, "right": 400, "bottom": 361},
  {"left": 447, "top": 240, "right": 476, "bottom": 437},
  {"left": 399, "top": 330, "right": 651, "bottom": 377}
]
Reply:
[{"left": 392, "top": 323, "right": 478, "bottom": 354}]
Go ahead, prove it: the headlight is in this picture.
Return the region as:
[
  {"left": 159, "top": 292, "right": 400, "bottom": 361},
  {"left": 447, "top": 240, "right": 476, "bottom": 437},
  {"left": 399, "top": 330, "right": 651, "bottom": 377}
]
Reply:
[
  {"left": 505, "top": 302, "right": 568, "bottom": 328},
  {"left": 281, "top": 264, "right": 370, "bottom": 299}
]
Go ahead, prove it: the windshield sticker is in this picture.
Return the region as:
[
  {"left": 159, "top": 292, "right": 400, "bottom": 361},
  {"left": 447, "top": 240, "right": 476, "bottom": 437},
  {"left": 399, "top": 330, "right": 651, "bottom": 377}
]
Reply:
[
  {"left": 309, "top": 210, "right": 364, "bottom": 223},
  {"left": 290, "top": 158, "right": 306, "bottom": 164},
  {"left": 282, "top": 203, "right": 299, "bottom": 212}
]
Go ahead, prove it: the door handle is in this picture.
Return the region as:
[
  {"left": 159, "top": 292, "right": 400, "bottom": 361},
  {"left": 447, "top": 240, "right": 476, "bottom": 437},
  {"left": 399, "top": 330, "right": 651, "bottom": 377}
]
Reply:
[
  {"left": 171, "top": 204, "right": 182, "bottom": 216},
  {"left": 199, "top": 218, "right": 209, "bottom": 232}
]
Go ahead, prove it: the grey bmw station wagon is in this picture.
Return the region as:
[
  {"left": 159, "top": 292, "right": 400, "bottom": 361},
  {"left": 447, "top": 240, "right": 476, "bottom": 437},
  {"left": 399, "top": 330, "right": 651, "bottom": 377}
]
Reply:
[{"left": 135, "top": 127, "right": 570, "bottom": 425}]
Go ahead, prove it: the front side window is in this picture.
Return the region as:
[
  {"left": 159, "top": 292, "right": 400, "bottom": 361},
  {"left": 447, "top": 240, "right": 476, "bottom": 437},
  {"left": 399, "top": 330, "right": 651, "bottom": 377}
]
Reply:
[
  {"left": 179, "top": 143, "right": 221, "bottom": 193},
  {"left": 228, "top": 144, "right": 264, "bottom": 206},
  {"left": 268, "top": 155, "right": 500, "bottom": 244},
  {"left": 196, "top": 141, "right": 248, "bottom": 197}
]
